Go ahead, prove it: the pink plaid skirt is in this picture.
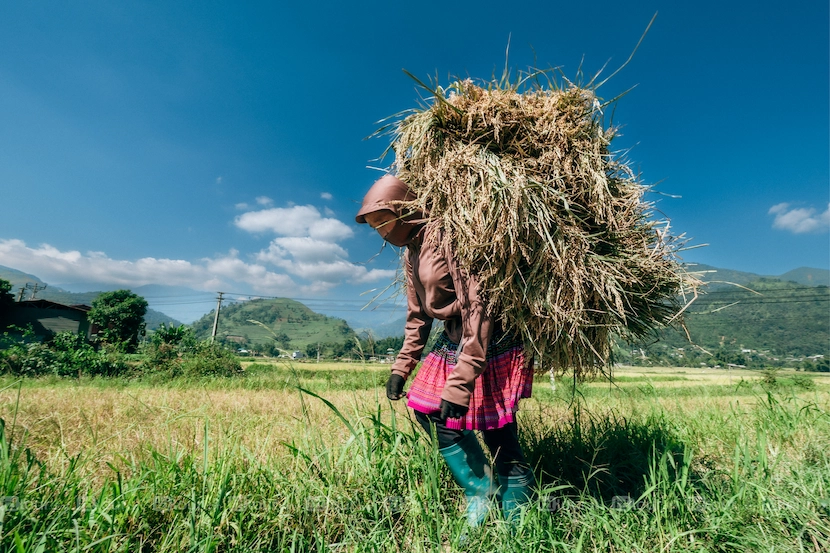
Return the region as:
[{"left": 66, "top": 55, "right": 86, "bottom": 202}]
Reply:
[{"left": 406, "top": 331, "right": 533, "bottom": 430}]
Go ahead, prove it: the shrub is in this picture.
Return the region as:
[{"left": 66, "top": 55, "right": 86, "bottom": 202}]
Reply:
[
  {"left": 0, "top": 329, "right": 127, "bottom": 377},
  {"left": 178, "top": 341, "right": 243, "bottom": 377},
  {"left": 789, "top": 374, "right": 816, "bottom": 390},
  {"left": 761, "top": 368, "right": 780, "bottom": 387},
  {"left": 140, "top": 325, "right": 242, "bottom": 377}
]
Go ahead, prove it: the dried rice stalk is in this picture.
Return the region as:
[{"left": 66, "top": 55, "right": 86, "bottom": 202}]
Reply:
[{"left": 382, "top": 74, "right": 699, "bottom": 377}]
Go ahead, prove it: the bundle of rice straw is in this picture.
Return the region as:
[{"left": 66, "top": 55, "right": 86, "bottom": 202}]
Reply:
[{"left": 382, "top": 73, "right": 699, "bottom": 378}]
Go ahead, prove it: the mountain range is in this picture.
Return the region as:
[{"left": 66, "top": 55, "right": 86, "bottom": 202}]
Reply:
[
  {"left": 1, "top": 264, "right": 828, "bottom": 354},
  {"left": 690, "top": 264, "right": 829, "bottom": 288}
]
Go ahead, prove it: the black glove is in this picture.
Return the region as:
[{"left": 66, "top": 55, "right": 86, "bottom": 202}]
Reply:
[
  {"left": 439, "top": 399, "right": 468, "bottom": 421},
  {"left": 386, "top": 374, "right": 406, "bottom": 400}
]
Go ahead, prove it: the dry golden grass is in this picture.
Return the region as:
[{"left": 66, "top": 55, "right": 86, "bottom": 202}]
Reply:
[
  {"left": 2, "top": 366, "right": 827, "bottom": 485},
  {"left": 0, "top": 382, "right": 398, "bottom": 482}
]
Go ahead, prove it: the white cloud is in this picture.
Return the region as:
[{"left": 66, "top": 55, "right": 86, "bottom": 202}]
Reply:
[
  {"left": 234, "top": 205, "right": 354, "bottom": 241},
  {"left": 0, "top": 239, "right": 300, "bottom": 296},
  {"left": 769, "top": 203, "right": 830, "bottom": 234},
  {"left": 258, "top": 237, "right": 349, "bottom": 265},
  {"left": 320, "top": 192, "right": 333, "bottom": 200},
  {"left": 0, "top": 202, "right": 395, "bottom": 303},
  {"left": 256, "top": 196, "right": 274, "bottom": 206},
  {"left": 308, "top": 217, "right": 353, "bottom": 242},
  {"left": 235, "top": 205, "right": 382, "bottom": 287},
  {"left": 254, "top": 237, "right": 395, "bottom": 285},
  {"left": 287, "top": 260, "right": 395, "bottom": 285}
]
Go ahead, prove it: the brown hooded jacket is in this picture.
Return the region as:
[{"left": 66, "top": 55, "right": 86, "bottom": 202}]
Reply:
[{"left": 356, "top": 175, "right": 494, "bottom": 408}]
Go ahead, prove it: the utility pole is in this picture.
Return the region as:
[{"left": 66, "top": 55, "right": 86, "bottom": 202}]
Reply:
[
  {"left": 29, "top": 283, "right": 46, "bottom": 300},
  {"left": 20, "top": 282, "right": 47, "bottom": 301},
  {"left": 211, "top": 292, "right": 224, "bottom": 342}
]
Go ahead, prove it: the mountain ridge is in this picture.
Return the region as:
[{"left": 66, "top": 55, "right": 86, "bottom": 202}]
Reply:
[
  {"left": 2, "top": 264, "right": 827, "bottom": 354},
  {"left": 189, "top": 297, "right": 356, "bottom": 351}
]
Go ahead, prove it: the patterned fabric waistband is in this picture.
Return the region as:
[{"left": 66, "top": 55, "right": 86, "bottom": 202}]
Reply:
[{"left": 431, "top": 330, "right": 521, "bottom": 364}]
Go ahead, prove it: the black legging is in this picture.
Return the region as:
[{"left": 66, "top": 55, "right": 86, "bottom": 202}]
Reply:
[{"left": 414, "top": 410, "right": 530, "bottom": 477}]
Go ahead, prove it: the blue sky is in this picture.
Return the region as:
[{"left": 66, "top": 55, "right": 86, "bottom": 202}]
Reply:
[{"left": 0, "top": 1, "right": 827, "bottom": 323}]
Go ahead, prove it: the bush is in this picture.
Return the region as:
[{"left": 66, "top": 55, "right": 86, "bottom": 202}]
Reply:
[
  {"left": 0, "top": 329, "right": 127, "bottom": 377},
  {"left": 789, "top": 374, "right": 816, "bottom": 390},
  {"left": 761, "top": 368, "right": 780, "bottom": 387},
  {"left": 140, "top": 324, "right": 242, "bottom": 377},
  {"left": 178, "top": 341, "right": 243, "bottom": 377},
  {"left": 0, "top": 323, "right": 242, "bottom": 380}
]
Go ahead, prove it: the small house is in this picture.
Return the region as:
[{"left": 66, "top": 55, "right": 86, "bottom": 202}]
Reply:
[{"left": 2, "top": 300, "right": 94, "bottom": 340}]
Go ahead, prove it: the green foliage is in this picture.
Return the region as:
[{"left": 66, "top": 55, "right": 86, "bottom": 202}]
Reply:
[
  {"left": 178, "top": 341, "right": 244, "bottom": 377},
  {"left": 150, "top": 322, "right": 194, "bottom": 348},
  {"left": 621, "top": 279, "right": 829, "bottom": 367},
  {"left": 191, "top": 298, "right": 358, "bottom": 352},
  {"left": 789, "top": 374, "right": 817, "bottom": 390},
  {"left": 761, "top": 368, "right": 780, "bottom": 387},
  {"left": 0, "top": 278, "right": 14, "bottom": 312},
  {"left": 0, "top": 328, "right": 127, "bottom": 377},
  {"left": 803, "top": 357, "right": 830, "bottom": 373},
  {"left": 88, "top": 290, "right": 148, "bottom": 352},
  {"left": 674, "top": 280, "right": 828, "bottom": 356},
  {"left": 0, "top": 322, "right": 241, "bottom": 379},
  {"left": 140, "top": 324, "right": 242, "bottom": 377}
]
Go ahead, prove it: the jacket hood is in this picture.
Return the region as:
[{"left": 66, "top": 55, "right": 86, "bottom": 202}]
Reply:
[
  {"left": 355, "top": 175, "right": 426, "bottom": 247},
  {"left": 355, "top": 175, "right": 417, "bottom": 223}
]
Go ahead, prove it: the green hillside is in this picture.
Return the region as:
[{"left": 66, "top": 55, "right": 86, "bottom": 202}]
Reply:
[
  {"left": 627, "top": 279, "right": 830, "bottom": 366},
  {"left": 190, "top": 298, "right": 357, "bottom": 351}
]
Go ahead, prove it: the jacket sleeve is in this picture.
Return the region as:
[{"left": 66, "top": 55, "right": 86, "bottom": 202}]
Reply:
[
  {"left": 390, "top": 250, "right": 433, "bottom": 379},
  {"left": 440, "top": 249, "right": 494, "bottom": 408}
]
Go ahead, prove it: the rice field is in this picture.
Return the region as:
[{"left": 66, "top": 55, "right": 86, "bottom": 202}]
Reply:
[{"left": 1, "top": 362, "right": 828, "bottom": 552}]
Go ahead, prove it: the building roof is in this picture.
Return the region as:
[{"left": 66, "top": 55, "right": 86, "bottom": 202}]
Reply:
[{"left": 17, "top": 299, "right": 92, "bottom": 313}]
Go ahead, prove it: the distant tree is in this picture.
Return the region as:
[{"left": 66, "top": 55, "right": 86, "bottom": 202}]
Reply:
[
  {"left": 150, "top": 323, "right": 194, "bottom": 349},
  {"left": 375, "top": 335, "right": 404, "bottom": 353},
  {"left": 0, "top": 278, "right": 14, "bottom": 318},
  {"left": 88, "top": 290, "right": 148, "bottom": 352},
  {"left": 806, "top": 358, "right": 830, "bottom": 373},
  {"left": 258, "top": 342, "right": 280, "bottom": 357},
  {"left": 714, "top": 349, "right": 747, "bottom": 367}
]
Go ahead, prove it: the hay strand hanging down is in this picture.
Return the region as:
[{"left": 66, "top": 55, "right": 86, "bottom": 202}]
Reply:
[{"left": 382, "top": 73, "right": 699, "bottom": 377}]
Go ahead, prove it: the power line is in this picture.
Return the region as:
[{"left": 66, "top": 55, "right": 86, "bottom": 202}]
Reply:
[
  {"left": 688, "top": 297, "right": 829, "bottom": 309},
  {"left": 699, "top": 284, "right": 827, "bottom": 295}
]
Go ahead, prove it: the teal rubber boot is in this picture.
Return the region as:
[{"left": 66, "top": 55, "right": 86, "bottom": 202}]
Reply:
[
  {"left": 499, "top": 468, "right": 537, "bottom": 523},
  {"left": 438, "top": 431, "right": 496, "bottom": 527}
]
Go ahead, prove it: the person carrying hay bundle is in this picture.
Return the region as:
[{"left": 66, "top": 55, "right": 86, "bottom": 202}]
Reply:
[
  {"left": 358, "top": 70, "right": 696, "bottom": 529},
  {"left": 356, "top": 174, "right": 537, "bottom": 528}
]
